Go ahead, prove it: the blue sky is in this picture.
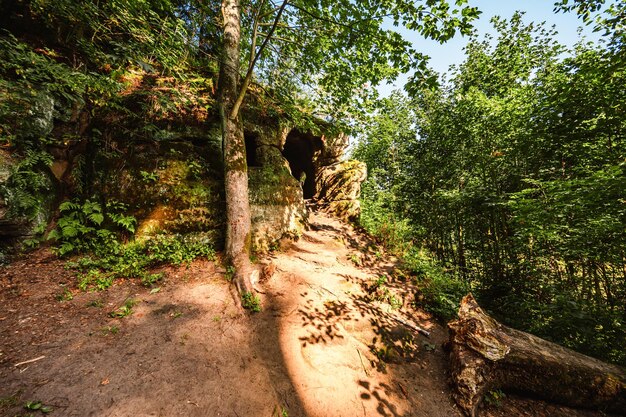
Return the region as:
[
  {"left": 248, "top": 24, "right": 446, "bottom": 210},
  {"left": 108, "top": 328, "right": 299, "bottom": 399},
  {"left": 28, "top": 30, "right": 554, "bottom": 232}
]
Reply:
[{"left": 379, "top": 0, "right": 606, "bottom": 95}]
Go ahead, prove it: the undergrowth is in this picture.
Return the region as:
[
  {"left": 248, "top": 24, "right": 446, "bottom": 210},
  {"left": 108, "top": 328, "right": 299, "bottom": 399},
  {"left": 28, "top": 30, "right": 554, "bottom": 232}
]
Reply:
[
  {"left": 359, "top": 203, "right": 469, "bottom": 321},
  {"left": 49, "top": 198, "right": 216, "bottom": 291},
  {"left": 68, "top": 234, "right": 216, "bottom": 291},
  {"left": 402, "top": 249, "right": 469, "bottom": 321},
  {"left": 369, "top": 275, "right": 403, "bottom": 310}
]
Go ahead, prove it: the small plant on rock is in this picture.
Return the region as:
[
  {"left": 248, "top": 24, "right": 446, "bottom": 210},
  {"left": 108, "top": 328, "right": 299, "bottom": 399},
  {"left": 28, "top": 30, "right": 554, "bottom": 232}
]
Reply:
[
  {"left": 348, "top": 253, "right": 362, "bottom": 266},
  {"left": 484, "top": 389, "right": 506, "bottom": 407}
]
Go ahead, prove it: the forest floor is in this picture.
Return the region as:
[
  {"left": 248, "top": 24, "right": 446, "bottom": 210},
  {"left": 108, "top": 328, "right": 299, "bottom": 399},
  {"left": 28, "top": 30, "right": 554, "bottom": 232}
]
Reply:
[{"left": 0, "top": 211, "right": 615, "bottom": 417}]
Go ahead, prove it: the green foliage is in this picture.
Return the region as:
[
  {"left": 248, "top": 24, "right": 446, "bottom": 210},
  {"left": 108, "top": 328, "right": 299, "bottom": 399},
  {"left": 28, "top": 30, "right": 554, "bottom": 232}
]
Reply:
[
  {"left": 109, "top": 298, "right": 138, "bottom": 318},
  {"left": 225, "top": 265, "right": 235, "bottom": 282},
  {"left": 27, "top": 0, "right": 192, "bottom": 73},
  {"left": 77, "top": 269, "right": 114, "bottom": 292},
  {"left": 348, "top": 253, "right": 362, "bottom": 266},
  {"left": 101, "top": 325, "right": 120, "bottom": 335},
  {"left": 354, "top": 13, "right": 626, "bottom": 365},
  {"left": 139, "top": 170, "right": 159, "bottom": 183},
  {"left": 0, "top": 32, "right": 118, "bottom": 149},
  {"left": 372, "top": 276, "right": 388, "bottom": 290},
  {"left": 555, "top": 0, "right": 626, "bottom": 42},
  {"left": 484, "top": 389, "right": 506, "bottom": 407},
  {"left": 241, "top": 291, "right": 262, "bottom": 312},
  {"left": 47, "top": 199, "right": 136, "bottom": 256},
  {"left": 141, "top": 272, "right": 165, "bottom": 287},
  {"left": 55, "top": 287, "right": 74, "bottom": 302},
  {"left": 358, "top": 178, "right": 413, "bottom": 252},
  {"left": 145, "top": 234, "right": 215, "bottom": 266},
  {"left": 69, "top": 234, "right": 215, "bottom": 291},
  {"left": 404, "top": 250, "right": 469, "bottom": 321},
  {"left": 24, "top": 400, "right": 52, "bottom": 414},
  {"left": 367, "top": 275, "right": 402, "bottom": 309},
  {"left": 0, "top": 150, "right": 53, "bottom": 221},
  {"left": 0, "top": 1, "right": 210, "bottom": 161},
  {"left": 87, "top": 299, "right": 104, "bottom": 308},
  {"left": 46, "top": 195, "right": 215, "bottom": 292},
  {"left": 227, "top": 0, "right": 480, "bottom": 123},
  {"left": 353, "top": 93, "right": 415, "bottom": 251}
]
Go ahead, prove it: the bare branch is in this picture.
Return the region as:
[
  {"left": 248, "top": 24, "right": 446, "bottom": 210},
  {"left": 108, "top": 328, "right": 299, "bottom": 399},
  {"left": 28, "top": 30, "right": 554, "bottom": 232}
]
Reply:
[
  {"left": 248, "top": 0, "right": 266, "bottom": 73},
  {"left": 230, "top": 0, "right": 289, "bottom": 120}
]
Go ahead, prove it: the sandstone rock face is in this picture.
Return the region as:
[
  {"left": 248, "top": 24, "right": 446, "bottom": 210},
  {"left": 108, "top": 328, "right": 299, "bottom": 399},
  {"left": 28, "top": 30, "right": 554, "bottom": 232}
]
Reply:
[
  {"left": 124, "top": 123, "right": 307, "bottom": 253},
  {"left": 1, "top": 99, "right": 354, "bottom": 256},
  {"left": 318, "top": 132, "right": 349, "bottom": 166},
  {"left": 248, "top": 145, "right": 307, "bottom": 252},
  {"left": 111, "top": 133, "right": 225, "bottom": 247},
  {"left": 27, "top": 91, "right": 55, "bottom": 139},
  {"left": 314, "top": 160, "right": 367, "bottom": 222}
]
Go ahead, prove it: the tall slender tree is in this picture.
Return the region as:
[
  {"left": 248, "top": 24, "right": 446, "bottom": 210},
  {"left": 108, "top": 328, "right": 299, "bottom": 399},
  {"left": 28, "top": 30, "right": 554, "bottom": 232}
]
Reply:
[{"left": 219, "top": 0, "right": 254, "bottom": 295}]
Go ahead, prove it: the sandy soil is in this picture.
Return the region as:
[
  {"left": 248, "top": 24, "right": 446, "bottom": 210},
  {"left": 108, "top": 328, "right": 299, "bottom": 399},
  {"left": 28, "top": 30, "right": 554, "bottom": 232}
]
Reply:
[{"left": 0, "top": 211, "right": 615, "bottom": 417}]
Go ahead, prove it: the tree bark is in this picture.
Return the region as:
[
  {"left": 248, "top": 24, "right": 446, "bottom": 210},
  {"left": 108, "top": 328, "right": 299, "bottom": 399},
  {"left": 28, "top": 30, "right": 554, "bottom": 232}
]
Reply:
[
  {"left": 448, "top": 294, "right": 626, "bottom": 417},
  {"left": 219, "top": 0, "right": 253, "bottom": 296}
]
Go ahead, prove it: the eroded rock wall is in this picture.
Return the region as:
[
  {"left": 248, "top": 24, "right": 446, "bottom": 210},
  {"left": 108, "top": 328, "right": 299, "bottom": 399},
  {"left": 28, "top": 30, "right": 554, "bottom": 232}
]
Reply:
[
  {"left": 1, "top": 92, "right": 364, "bottom": 257},
  {"left": 314, "top": 160, "right": 367, "bottom": 222}
]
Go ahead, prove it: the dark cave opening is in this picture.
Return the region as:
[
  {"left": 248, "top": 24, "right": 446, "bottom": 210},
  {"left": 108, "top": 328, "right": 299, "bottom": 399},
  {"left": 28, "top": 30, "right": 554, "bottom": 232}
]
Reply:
[
  {"left": 245, "top": 133, "right": 260, "bottom": 167},
  {"left": 282, "top": 130, "right": 322, "bottom": 199}
]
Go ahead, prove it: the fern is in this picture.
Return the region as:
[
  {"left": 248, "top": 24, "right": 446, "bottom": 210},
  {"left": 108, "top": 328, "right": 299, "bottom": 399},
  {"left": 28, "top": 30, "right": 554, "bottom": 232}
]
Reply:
[
  {"left": 0, "top": 150, "right": 53, "bottom": 222},
  {"left": 48, "top": 198, "right": 136, "bottom": 257}
]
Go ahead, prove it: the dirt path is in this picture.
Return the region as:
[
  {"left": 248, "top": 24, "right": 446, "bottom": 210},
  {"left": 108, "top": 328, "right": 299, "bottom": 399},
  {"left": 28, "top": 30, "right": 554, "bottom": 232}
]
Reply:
[
  {"left": 259, "top": 212, "right": 455, "bottom": 417},
  {"left": 0, "top": 211, "right": 613, "bottom": 417}
]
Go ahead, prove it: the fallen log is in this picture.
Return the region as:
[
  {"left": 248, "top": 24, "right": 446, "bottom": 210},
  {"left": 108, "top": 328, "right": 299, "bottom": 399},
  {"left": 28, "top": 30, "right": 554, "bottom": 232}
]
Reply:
[{"left": 448, "top": 294, "right": 626, "bottom": 417}]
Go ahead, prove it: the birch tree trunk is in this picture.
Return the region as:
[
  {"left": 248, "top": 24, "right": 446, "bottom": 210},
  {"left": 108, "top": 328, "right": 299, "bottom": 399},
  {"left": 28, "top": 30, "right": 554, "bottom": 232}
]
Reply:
[{"left": 219, "top": 0, "right": 253, "bottom": 296}]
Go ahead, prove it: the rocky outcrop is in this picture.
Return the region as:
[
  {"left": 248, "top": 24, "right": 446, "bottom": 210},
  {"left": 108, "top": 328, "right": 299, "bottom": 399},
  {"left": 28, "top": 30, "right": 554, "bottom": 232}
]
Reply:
[
  {"left": 248, "top": 145, "right": 307, "bottom": 252},
  {"left": 314, "top": 160, "right": 367, "bottom": 222},
  {"left": 1, "top": 85, "right": 358, "bottom": 256},
  {"left": 96, "top": 120, "right": 308, "bottom": 253},
  {"left": 317, "top": 132, "right": 349, "bottom": 167}
]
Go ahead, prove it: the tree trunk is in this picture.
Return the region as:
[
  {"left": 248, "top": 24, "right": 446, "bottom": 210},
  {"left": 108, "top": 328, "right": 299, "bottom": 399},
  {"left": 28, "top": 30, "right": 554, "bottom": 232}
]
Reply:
[
  {"left": 219, "top": 0, "right": 253, "bottom": 296},
  {"left": 448, "top": 294, "right": 626, "bottom": 417}
]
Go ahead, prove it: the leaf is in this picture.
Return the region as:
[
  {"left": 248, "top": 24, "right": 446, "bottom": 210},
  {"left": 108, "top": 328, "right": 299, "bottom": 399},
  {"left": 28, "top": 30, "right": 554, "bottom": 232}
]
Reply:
[
  {"left": 423, "top": 342, "right": 437, "bottom": 352},
  {"left": 59, "top": 242, "right": 75, "bottom": 255},
  {"left": 24, "top": 401, "right": 42, "bottom": 410},
  {"left": 46, "top": 229, "right": 60, "bottom": 240},
  {"left": 59, "top": 201, "right": 79, "bottom": 212},
  {"left": 61, "top": 225, "right": 78, "bottom": 237},
  {"left": 89, "top": 212, "right": 104, "bottom": 225},
  {"left": 149, "top": 287, "right": 161, "bottom": 294}
]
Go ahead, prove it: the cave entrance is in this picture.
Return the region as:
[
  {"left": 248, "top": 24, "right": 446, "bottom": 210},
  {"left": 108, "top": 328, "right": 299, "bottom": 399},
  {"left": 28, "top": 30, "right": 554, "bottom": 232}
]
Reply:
[
  {"left": 282, "top": 130, "right": 322, "bottom": 199},
  {"left": 245, "top": 133, "right": 260, "bottom": 167}
]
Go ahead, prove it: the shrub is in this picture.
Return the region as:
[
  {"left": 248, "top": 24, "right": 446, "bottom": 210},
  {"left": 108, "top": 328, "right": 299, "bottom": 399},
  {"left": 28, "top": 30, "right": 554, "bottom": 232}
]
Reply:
[{"left": 404, "top": 249, "right": 470, "bottom": 321}]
